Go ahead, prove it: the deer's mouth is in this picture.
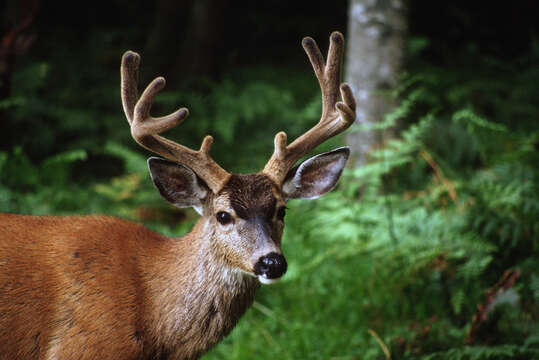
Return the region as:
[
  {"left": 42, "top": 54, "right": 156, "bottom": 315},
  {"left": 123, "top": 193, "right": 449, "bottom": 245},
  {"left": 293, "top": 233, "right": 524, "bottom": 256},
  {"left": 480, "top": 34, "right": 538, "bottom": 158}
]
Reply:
[{"left": 257, "top": 274, "right": 283, "bottom": 285}]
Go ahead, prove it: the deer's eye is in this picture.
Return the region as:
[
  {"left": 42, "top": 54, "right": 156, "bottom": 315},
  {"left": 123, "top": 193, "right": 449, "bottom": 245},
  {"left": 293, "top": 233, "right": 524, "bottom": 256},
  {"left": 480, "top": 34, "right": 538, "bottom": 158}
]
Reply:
[
  {"left": 216, "top": 211, "right": 233, "bottom": 225},
  {"left": 276, "top": 206, "right": 286, "bottom": 221}
]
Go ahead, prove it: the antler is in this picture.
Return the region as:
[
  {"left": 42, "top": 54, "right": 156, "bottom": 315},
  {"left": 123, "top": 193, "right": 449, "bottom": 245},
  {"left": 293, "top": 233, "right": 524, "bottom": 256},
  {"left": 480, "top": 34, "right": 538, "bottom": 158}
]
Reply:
[
  {"left": 262, "top": 31, "right": 356, "bottom": 184},
  {"left": 121, "top": 51, "right": 230, "bottom": 193}
]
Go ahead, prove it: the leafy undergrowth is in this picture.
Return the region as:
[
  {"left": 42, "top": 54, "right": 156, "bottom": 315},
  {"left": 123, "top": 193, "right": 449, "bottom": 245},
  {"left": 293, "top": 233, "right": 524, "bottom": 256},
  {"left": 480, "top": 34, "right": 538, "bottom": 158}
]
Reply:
[
  {"left": 1, "top": 40, "right": 538, "bottom": 360},
  {"left": 204, "top": 46, "right": 539, "bottom": 359}
]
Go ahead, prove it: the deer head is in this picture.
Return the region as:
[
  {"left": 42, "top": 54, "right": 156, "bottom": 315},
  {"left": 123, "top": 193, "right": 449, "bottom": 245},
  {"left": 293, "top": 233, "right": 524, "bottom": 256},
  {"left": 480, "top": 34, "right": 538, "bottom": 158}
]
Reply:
[{"left": 120, "top": 31, "right": 355, "bottom": 285}]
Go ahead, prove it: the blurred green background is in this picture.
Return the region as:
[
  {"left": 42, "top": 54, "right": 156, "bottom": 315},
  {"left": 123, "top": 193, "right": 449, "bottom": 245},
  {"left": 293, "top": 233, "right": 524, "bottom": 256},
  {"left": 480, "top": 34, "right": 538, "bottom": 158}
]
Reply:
[{"left": 1, "top": 1, "right": 538, "bottom": 359}]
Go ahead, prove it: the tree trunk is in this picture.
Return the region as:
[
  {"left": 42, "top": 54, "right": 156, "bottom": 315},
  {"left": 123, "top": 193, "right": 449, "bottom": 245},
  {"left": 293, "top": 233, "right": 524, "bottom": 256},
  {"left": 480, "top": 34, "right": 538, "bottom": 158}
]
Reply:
[{"left": 345, "top": 0, "right": 407, "bottom": 168}]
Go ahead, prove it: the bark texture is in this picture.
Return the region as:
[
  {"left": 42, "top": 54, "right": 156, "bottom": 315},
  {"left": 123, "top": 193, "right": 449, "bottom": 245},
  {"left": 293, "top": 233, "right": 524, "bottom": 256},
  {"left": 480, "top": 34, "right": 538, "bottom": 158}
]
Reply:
[{"left": 345, "top": 0, "right": 407, "bottom": 167}]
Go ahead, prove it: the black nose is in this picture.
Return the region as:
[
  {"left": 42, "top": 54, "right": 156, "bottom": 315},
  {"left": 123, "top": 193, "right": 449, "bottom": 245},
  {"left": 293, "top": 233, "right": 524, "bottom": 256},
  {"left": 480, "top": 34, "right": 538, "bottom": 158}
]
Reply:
[{"left": 254, "top": 252, "right": 288, "bottom": 279}]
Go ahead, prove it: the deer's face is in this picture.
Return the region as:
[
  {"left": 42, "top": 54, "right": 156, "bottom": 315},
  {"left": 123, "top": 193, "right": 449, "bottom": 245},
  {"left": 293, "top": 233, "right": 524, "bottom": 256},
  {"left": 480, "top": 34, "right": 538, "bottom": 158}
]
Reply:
[
  {"left": 147, "top": 147, "right": 349, "bottom": 284},
  {"left": 122, "top": 32, "right": 355, "bottom": 286},
  {"left": 207, "top": 174, "right": 287, "bottom": 284}
]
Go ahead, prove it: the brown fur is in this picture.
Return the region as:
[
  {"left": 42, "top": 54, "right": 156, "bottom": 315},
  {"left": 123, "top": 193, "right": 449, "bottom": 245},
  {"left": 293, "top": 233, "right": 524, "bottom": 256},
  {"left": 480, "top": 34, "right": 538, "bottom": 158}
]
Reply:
[
  {"left": 225, "top": 174, "right": 278, "bottom": 220},
  {"left": 0, "top": 157, "right": 348, "bottom": 360},
  {"left": 0, "top": 156, "right": 349, "bottom": 359},
  {"left": 0, "top": 212, "right": 259, "bottom": 360}
]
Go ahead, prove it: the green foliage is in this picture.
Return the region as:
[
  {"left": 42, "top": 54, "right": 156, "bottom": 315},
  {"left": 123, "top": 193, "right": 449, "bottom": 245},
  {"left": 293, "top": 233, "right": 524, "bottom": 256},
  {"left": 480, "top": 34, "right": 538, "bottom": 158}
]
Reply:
[
  {"left": 0, "top": 147, "right": 93, "bottom": 214},
  {"left": 1, "top": 30, "right": 538, "bottom": 360},
  {"left": 204, "top": 39, "right": 539, "bottom": 359}
]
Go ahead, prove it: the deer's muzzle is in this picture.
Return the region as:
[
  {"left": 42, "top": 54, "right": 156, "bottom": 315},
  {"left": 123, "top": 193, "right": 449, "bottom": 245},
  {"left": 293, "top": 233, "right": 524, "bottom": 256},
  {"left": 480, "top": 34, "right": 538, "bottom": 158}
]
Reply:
[{"left": 254, "top": 252, "right": 287, "bottom": 284}]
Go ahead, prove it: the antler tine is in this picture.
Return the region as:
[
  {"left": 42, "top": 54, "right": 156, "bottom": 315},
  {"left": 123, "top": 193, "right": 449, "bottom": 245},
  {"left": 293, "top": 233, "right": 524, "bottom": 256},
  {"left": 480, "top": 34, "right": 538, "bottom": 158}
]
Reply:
[
  {"left": 120, "top": 51, "right": 230, "bottom": 193},
  {"left": 121, "top": 51, "right": 140, "bottom": 124},
  {"left": 262, "top": 32, "right": 356, "bottom": 184}
]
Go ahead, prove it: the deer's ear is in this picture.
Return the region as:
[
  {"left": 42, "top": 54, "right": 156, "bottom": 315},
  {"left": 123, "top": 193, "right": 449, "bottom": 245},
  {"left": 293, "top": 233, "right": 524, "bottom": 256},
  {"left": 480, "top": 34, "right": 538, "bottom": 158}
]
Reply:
[
  {"left": 282, "top": 147, "right": 349, "bottom": 200},
  {"left": 148, "top": 157, "right": 208, "bottom": 214}
]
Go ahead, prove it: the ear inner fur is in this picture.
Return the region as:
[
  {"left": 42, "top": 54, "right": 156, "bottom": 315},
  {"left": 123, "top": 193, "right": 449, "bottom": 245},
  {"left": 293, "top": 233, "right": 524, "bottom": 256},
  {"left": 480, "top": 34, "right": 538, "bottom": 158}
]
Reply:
[
  {"left": 282, "top": 147, "right": 349, "bottom": 200},
  {"left": 148, "top": 157, "right": 208, "bottom": 208}
]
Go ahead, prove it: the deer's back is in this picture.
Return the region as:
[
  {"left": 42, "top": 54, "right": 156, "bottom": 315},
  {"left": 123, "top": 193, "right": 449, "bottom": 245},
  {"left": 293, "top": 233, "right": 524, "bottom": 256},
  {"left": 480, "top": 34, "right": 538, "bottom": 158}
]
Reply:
[{"left": 0, "top": 213, "right": 165, "bottom": 359}]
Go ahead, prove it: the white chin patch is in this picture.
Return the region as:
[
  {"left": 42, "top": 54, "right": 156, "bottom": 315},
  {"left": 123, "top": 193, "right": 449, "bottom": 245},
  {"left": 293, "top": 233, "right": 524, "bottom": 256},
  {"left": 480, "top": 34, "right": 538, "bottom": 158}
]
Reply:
[{"left": 257, "top": 275, "right": 281, "bottom": 285}]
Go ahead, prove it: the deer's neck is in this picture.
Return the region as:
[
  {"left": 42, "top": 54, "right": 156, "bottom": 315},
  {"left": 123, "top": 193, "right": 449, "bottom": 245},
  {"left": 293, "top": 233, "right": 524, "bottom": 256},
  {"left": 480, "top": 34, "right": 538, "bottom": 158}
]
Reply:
[{"left": 142, "top": 218, "right": 259, "bottom": 359}]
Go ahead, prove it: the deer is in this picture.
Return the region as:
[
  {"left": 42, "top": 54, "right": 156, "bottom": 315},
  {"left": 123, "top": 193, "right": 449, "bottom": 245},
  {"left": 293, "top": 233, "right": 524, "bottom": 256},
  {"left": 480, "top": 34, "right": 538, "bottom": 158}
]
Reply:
[{"left": 0, "top": 32, "right": 356, "bottom": 360}]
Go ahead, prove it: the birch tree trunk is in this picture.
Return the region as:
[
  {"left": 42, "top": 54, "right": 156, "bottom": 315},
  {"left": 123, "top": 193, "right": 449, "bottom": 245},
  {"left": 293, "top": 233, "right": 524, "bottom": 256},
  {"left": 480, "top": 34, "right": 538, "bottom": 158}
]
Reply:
[{"left": 345, "top": 0, "right": 407, "bottom": 167}]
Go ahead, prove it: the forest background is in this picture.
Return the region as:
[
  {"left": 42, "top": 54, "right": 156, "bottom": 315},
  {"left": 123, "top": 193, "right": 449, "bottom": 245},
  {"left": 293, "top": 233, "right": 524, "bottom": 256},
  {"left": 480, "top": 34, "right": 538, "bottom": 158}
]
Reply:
[{"left": 1, "top": 1, "right": 538, "bottom": 359}]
